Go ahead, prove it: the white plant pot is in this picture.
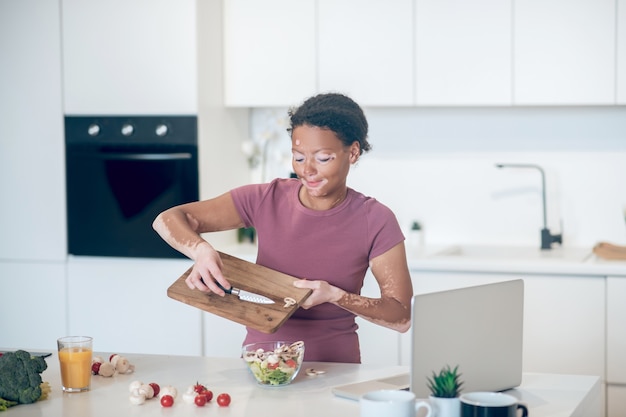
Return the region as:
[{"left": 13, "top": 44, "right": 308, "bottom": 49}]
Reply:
[{"left": 429, "top": 395, "right": 460, "bottom": 417}]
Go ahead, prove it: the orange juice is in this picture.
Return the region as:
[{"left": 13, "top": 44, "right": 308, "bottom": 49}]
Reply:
[{"left": 58, "top": 347, "right": 92, "bottom": 390}]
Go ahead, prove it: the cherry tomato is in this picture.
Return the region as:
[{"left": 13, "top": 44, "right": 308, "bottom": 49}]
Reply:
[
  {"left": 149, "top": 383, "right": 160, "bottom": 397},
  {"left": 160, "top": 395, "right": 174, "bottom": 407},
  {"left": 91, "top": 362, "right": 101, "bottom": 375},
  {"left": 194, "top": 394, "right": 207, "bottom": 407},
  {"left": 193, "top": 383, "right": 207, "bottom": 394},
  {"left": 267, "top": 362, "right": 279, "bottom": 370},
  {"left": 202, "top": 389, "right": 213, "bottom": 402},
  {"left": 285, "top": 359, "right": 297, "bottom": 368},
  {"left": 217, "top": 393, "right": 231, "bottom": 407}
]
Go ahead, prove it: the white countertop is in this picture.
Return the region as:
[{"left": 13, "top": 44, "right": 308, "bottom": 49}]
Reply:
[
  {"left": 407, "top": 246, "right": 626, "bottom": 276},
  {"left": 7, "top": 353, "right": 601, "bottom": 417},
  {"left": 224, "top": 243, "right": 626, "bottom": 277}
]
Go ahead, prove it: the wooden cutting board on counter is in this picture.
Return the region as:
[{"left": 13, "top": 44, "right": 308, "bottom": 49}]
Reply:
[
  {"left": 167, "top": 252, "right": 311, "bottom": 334},
  {"left": 593, "top": 242, "right": 626, "bottom": 260}
]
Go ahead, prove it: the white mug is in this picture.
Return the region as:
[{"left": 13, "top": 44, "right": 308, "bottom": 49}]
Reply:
[{"left": 360, "top": 389, "right": 432, "bottom": 417}]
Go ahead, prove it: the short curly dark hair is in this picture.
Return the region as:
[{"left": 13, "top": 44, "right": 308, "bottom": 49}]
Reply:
[{"left": 287, "top": 93, "right": 371, "bottom": 155}]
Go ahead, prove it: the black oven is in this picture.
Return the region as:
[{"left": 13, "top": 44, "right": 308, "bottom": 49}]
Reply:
[{"left": 65, "top": 116, "right": 198, "bottom": 259}]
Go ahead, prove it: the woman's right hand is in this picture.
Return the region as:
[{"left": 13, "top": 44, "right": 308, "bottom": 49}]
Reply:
[{"left": 185, "top": 242, "right": 231, "bottom": 295}]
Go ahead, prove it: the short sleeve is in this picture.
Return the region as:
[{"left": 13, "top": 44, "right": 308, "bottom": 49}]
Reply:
[{"left": 366, "top": 199, "right": 405, "bottom": 260}]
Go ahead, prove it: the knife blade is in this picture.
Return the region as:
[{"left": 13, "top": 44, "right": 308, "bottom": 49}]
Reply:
[{"left": 215, "top": 282, "right": 274, "bottom": 304}]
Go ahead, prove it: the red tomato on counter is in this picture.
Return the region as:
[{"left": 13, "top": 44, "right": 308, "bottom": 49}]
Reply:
[
  {"left": 217, "top": 393, "right": 231, "bottom": 407},
  {"left": 194, "top": 395, "right": 207, "bottom": 407},
  {"left": 160, "top": 395, "right": 174, "bottom": 407},
  {"left": 149, "top": 383, "right": 160, "bottom": 397},
  {"left": 202, "top": 389, "right": 213, "bottom": 402}
]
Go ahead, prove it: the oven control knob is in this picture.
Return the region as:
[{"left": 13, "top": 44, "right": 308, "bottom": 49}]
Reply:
[
  {"left": 155, "top": 123, "right": 169, "bottom": 137},
  {"left": 121, "top": 123, "right": 135, "bottom": 136},
  {"left": 87, "top": 123, "right": 101, "bottom": 136}
]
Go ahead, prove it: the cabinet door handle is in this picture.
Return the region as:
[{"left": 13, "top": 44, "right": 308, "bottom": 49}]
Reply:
[{"left": 72, "top": 152, "right": 193, "bottom": 161}]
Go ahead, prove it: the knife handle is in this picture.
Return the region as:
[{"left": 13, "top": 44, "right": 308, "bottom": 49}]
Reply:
[{"left": 215, "top": 281, "right": 235, "bottom": 295}]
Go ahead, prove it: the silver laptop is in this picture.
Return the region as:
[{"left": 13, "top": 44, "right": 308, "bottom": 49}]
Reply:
[{"left": 332, "top": 279, "right": 524, "bottom": 400}]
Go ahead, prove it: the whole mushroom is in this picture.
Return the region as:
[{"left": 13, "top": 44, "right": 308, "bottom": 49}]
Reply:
[
  {"left": 138, "top": 384, "right": 154, "bottom": 399},
  {"left": 129, "top": 380, "right": 143, "bottom": 394},
  {"left": 129, "top": 394, "right": 146, "bottom": 405},
  {"left": 98, "top": 362, "right": 115, "bottom": 377},
  {"left": 115, "top": 357, "right": 131, "bottom": 373}
]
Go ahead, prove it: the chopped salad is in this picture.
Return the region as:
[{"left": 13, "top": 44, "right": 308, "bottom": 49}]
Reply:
[{"left": 243, "top": 341, "right": 304, "bottom": 386}]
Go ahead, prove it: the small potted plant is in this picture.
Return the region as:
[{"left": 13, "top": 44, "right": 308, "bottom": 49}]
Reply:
[{"left": 426, "top": 365, "right": 464, "bottom": 417}]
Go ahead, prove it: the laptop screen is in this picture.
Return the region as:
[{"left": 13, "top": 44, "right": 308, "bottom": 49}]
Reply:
[{"left": 410, "top": 279, "right": 524, "bottom": 397}]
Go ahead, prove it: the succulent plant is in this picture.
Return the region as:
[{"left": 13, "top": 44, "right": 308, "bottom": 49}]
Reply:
[{"left": 426, "top": 365, "right": 464, "bottom": 398}]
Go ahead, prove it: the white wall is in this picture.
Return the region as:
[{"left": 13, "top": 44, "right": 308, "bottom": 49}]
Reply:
[
  {"left": 251, "top": 106, "right": 626, "bottom": 249},
  {"left": 196, "top": 0, "right": 251, "bottom": 249}
]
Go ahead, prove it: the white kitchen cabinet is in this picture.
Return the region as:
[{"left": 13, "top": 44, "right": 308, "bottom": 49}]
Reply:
[
  {"left": 224, "top": 0, "right": 621, "bottom": 108},
  {"left": 62, "top": 0, "right": 197, "bottom": 114},
  {"left": 317, "top": 0, "right": 413, "bottom": 106},
  {"left": 401, "top": 271, "right": 606, "bottom": 381},
  {"left": 67, "top": 257, "right": 202, "bottom": 356},
  {"left": 618, "top": 0, "right": 626, "bottom": 104},
  {"left": 606, "top": 275, "right": 625, "bottom": 417},
  {"left": 414, "top": 0, "right": 512, "bottom": 106},
  {"left": 223, "top": 0, "right": 316, "bottom": 107},
  {"left": 0, "top": 261, "right": 67, "bottom": 352},
  {"left": 0, "top": 0, "right": 66, "bottom": 262},
  {"left": 514, "top": 0, "right": 615, "bottom": 105},
  {"left": 607, "top": 384, "right": 626, "bottom": 417},
  {"left": 607, "top": 277, "right": 626, "bottom": 384}
]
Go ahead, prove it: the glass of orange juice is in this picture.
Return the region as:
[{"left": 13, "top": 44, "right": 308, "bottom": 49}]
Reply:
[{"left": 57, "top": 336, "right": 93, "bottom": 393}]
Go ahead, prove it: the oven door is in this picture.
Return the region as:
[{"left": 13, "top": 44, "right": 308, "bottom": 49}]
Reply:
[{"left": 66, "top": 145, "right": 198, "bottom": 258}]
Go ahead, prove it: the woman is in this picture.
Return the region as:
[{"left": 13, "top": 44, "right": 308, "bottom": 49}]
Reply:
[{"left": 153, "top": 93, "right": 413, "bottom": 363}]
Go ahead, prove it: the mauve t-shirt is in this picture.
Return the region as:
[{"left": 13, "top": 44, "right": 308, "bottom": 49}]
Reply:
[{"left": 230, "top": 178, "right": 404, "bottom": 363}]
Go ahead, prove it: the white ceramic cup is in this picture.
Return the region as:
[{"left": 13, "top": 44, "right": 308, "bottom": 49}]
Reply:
[
  {"left": 460, "top": 392, "right": 528, "bottom": 417},
  {"left": 360, "top": 389, "right": 432, "bottom": 417}
]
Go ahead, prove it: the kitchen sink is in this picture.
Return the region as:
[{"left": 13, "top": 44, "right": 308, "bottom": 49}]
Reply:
[{"left": 428, "top": 245, "right": 593, "bottom": 263}]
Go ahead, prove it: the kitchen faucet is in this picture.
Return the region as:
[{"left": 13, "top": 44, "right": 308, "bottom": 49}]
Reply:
[{"left": 495, "top": 163, "right": 562, "bottom": 250}]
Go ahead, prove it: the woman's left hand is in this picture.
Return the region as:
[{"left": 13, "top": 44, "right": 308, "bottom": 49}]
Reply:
[{"left": 293, "top": 279, "right": 344, "bottom": 309}]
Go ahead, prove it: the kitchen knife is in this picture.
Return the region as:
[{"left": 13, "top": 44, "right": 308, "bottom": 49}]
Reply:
[{"left": 215, "top": 282, "right": 275, "bottom": 304}]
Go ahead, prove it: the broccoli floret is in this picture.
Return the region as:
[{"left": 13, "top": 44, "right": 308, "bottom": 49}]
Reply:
[
  {"left": 0, "top": 397, "right": 18, "bottom": 411},
  {"left": 0, "top": 350, "right": 48, "bottom": 404}
]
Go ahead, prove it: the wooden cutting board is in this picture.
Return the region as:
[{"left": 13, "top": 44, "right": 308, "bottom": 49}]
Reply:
[
  {"left": 593, "top": 242, "right": 626, "bottom": 260},
  {"left": 167, "top": 251, "right": 311, "bottom": 334}
]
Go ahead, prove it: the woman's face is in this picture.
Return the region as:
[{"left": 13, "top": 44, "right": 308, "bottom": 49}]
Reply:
[{"left": 291, "top": 125, "right": 359, "bottom": 205}]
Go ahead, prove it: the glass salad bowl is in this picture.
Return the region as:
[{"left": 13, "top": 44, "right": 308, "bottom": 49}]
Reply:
[{"left": 242, "top": 341, "right": 305, "bottom": 386}]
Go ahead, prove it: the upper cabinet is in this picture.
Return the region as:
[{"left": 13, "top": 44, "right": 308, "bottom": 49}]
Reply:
[
  {"left": 415, "top": 0, "right": 512, "bottom": 106},
  {"left": 224, "top": 0, "right": 622, "bottom": 107},
  {"left": 0, "top": 0, "right": 66, "bottom": 262},
  {"left": 618, "top": 0, "right": 626, "bottom": 104},
  {"left": 514, "top": 0, "right": 615, "bottom": 105},
  {"left": 318, "top": 0, "right": 414, "bottom": 106},
  {"left": 62, "top": 0, "right": 197, "bottom": 114},
  {"left": 223, "top": 0, "right": 316, "bottom": 107}
]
